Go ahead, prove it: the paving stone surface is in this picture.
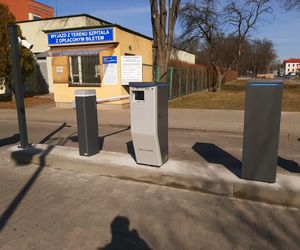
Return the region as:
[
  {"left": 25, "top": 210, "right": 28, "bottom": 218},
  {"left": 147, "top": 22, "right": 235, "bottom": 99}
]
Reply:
[{"left": 0, "top": 152, "right": 300, "bottom": 250}]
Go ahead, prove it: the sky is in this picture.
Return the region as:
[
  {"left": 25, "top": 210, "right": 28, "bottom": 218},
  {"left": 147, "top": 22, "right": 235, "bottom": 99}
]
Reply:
[{"left": 38, "top": 0, "right": 300, "bottom": 61}]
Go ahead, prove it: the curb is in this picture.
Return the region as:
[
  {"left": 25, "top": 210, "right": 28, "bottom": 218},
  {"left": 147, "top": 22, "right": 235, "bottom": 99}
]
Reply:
[{"left": 6, "top": 144, "right": 300, "bottom": 209}]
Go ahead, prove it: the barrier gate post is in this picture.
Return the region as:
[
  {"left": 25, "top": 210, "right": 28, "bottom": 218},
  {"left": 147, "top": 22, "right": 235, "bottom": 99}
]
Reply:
[{"left": 242, "top": 81, "right": 283, "bottom": 183}]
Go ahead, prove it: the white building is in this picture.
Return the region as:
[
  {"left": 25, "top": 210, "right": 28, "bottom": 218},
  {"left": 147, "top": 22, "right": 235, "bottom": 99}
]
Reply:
[
  {"left": 171, "top": 48, "right": 196, "bottom": 64},
  {"left": 283, "top": 58, "right": 300, "bottom": 75}
]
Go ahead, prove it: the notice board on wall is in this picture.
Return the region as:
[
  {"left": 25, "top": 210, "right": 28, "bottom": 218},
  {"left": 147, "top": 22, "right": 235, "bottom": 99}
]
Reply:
[
  {"left": 102, "top": 56, "right": 118, "bottom": 85},
  {"left": 121, "top": 56, "right": 142, "bottom": 85}
]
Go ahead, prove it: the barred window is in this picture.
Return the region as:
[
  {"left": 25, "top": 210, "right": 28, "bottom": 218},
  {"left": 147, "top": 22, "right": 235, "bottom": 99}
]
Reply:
[{"left": 69, "top": 55, "right": 100, "bottom": 86}]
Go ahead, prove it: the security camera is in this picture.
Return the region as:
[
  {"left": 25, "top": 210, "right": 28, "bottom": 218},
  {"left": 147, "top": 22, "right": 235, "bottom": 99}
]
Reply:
[{"left": 18, "top": 37, "right": 33, "bottom": 50}]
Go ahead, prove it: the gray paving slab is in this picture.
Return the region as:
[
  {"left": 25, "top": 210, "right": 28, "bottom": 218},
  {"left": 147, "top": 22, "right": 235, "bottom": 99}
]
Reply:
[{"left": 0, "top": 157, "right": 300, "bottom": 250}]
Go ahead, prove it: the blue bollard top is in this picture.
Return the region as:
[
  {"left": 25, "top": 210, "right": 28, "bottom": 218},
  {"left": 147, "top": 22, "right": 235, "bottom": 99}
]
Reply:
[
  {"left": 248, "top": 80, "right": 283, "bottom": 87},
  {"left": 129, "top": 82, "right": 168, "bottom": 88}
]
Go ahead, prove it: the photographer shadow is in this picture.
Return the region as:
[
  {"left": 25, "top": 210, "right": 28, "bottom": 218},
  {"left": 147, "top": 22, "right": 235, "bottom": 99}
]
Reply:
[{"left": 98, "top": 216, "right": 151, "bottom": 250}]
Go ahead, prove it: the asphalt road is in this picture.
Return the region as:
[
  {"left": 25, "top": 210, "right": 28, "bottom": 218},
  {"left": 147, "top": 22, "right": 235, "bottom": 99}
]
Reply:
[
  {"left": 0, "top": 120, "right": 299, "bottom": 175},
  {"left": 0, "top": 155, "right": 300, "bottom": 249}
]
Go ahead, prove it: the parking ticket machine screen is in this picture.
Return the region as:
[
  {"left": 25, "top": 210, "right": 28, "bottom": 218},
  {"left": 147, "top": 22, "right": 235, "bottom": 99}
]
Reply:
[{"left": 133, "top": 91, "right": 144, "bottom": 101}]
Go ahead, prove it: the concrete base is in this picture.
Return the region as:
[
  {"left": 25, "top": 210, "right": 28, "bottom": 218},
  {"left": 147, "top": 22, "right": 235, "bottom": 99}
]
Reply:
[{"left": 7, "top": 144, "right": 300, "bottom": 209}]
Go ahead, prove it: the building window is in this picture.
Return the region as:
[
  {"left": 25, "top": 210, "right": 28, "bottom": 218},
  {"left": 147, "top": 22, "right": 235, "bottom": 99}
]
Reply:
[{"left": 69, "top": 55, "right": 100, "bottom": 86}]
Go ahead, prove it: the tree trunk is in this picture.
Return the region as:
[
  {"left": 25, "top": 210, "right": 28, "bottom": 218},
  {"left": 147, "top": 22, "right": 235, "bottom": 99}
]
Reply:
[
  {"left": 155, "top": 49, "right": 169, "bottom": 82},
  {"left": 216, "top": 68, "right": 222, "bottom": 91},
  {"left": 150, "top": 0, "right": 180, "bottom": 82},
  {"left": 218, "top": 70, "right": 230, "bottom": 90},
  {"left": 211, "top": 60, "right": 221, "bottom": 91},
  {"left": 212, "top": 62, "right": 228, "bottom": 91}
]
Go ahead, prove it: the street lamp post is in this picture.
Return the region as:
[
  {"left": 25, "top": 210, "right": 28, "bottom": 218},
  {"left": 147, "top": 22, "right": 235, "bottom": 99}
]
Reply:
[{"left": 8, "top": 24, "right": 30, "bottom": 148}]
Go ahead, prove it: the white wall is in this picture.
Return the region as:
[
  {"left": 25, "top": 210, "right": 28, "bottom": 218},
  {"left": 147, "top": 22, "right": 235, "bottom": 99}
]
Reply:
[
  {"left": 46, "top": 57, "right": 53, "bottom": 93},
  {"left": 0, "top": 86, "right": 6, "bottom": 95},
  {"left": 0, "top": 77, "right": 7, "bottom": 94},
  {"left": 171, "top": 48, "right": 196, "bottom": 64},
  {"left": 285, "top": 62, "right": 300, "bottom": 75}
]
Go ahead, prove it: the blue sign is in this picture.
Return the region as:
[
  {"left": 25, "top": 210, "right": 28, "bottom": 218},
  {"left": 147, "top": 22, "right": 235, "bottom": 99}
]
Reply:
[
  {"left": 103, "top": 56, "right": 117, "bottom": 64},
  {"left": 48, "top": 28, "right": 114, "bottom": 45}
]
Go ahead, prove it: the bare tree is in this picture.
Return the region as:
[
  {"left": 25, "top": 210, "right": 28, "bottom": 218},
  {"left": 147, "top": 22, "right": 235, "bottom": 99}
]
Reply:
[
  {"left": 179, "top": 0, "right": 221, "bottom": 91},
  {"left": 225, "top": 0, "right": 272, "bottom": 69},
  {"left": 150, "top": 0, "right": 181, "bottom": 81},
  {"left": 281, "top": 0, "right": 300, "bottom": 10},
  {"left": 238, "top": 38, "right": 277, "bottom": 75},
  {"left": 179, "top": 0, "right": 272, "bottom": 91}
]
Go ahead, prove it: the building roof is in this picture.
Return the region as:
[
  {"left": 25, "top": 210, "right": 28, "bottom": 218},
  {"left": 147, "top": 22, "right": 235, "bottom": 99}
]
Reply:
[
  {"left": 16, "top": 13, "right": 196, "bottom": 55},
  {"left": 16, "top": 13, "right": 154, "bottom": 40},
  {"left": 16, "top": 13, "right": 111, "bottom": 25},
  {"left": 283, "top": 58, "right": 300, "bottom": 64},
  {"left": 43, "top": 23, "right": 153, "bottom": 41}
]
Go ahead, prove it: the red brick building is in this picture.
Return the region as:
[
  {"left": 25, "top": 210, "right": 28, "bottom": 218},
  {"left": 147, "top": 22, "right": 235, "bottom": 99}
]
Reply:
[{"left": 0, "top": 0, "right": 54, "bottom": 21}]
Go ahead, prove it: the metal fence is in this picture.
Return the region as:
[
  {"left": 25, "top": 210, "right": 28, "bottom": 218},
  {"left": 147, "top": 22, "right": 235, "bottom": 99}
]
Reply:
[
  {"left": 142, "top": 64, "right": 208, "bottom": 99},
  {"left": 167, "top": 67, "right": 208, "bottom": 99}
]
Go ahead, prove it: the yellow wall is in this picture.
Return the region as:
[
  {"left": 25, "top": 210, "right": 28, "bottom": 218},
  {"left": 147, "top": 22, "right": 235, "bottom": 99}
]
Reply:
[
  {"left": 52, "top": 26, "right": 153, "bottom": 105},
  {"left": 116, "top": 27, "right": 153, "bottom": 95},
  {"left": 52, "top": 56, "right": 69, "bottom": 83}
]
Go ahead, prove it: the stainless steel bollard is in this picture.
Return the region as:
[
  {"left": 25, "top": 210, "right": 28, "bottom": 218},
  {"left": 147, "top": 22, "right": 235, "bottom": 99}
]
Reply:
[
  {"left": 75, "top": 89, "right": 99, "bottom": 156},
  {"left": 130, "top": 82, "right": 168, "bottom": 166}
]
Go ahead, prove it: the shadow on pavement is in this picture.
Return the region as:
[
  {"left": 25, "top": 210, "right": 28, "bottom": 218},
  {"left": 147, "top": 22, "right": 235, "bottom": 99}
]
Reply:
[
  {"left": 0, "top": 145, "right": 54, "bottom": 232},
  {"left": 0, "top": 134, "right": 19, "bottom": 148},
  {"left": 126, "top": 141, "right": 136, "bottom": 162},
  {"left": 68, "top": 135, "right": 104, "bottom": 151},
  {"left": 39, "top": 123, "right": 69, "bottom": 144},
  {"left": 67, "top": 126, "right": 131, "bottom": 151},
  {"left": 98, "top": 215, "right": 151, "bottom": 250},
  {"left": 102, "top": 126, "right": 131, "bottom": 138},
  {"left": 192, "top": 142, "right": 242, "bottom": 178},
  {"left": 278, "top": 157, "right": 300, "bottom": 173}
]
